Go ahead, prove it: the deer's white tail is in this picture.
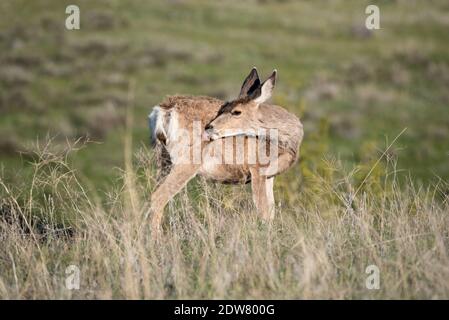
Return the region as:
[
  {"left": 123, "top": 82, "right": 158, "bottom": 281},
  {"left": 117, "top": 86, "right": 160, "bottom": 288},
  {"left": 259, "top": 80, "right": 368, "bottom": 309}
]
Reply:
[
  {"left": 148, "top": 105, "right": 172, "bottom": 180},
  {"left": 149, "top": 105, "right": 180, "bottom": 146},
  {"left": 149, "top": 105, "right": 167, "bottom": 145}
]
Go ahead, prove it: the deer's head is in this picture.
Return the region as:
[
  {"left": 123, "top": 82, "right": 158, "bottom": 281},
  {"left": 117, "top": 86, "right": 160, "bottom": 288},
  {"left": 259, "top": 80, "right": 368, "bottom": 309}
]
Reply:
[{"left": 205, "top": 68, "right": 277, "bottom": 141}]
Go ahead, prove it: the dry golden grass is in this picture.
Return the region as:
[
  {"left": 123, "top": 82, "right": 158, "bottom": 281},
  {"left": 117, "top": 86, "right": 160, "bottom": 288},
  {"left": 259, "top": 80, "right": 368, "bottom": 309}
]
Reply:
[{"left": 0, "top": 136, "right": 448, "bottom": 299}]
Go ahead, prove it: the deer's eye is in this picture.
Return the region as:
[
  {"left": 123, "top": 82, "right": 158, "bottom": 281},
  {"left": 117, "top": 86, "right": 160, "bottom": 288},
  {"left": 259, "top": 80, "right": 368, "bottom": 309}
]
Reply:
[{"left": 231, "top": 110, "right": 242, "bottom": 116}]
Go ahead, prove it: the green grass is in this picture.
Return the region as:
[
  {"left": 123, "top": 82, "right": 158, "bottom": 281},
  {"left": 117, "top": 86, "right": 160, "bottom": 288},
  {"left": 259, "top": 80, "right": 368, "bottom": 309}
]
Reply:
[{"left": 1, "top": 0, "right": 448, "bottom": 188}]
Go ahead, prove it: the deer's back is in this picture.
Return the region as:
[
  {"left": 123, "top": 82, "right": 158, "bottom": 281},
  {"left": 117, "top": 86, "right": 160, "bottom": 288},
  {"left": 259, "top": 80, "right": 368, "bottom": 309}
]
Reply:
[{"left": 159, "top": 95, "right": 223, "bottom": 127}]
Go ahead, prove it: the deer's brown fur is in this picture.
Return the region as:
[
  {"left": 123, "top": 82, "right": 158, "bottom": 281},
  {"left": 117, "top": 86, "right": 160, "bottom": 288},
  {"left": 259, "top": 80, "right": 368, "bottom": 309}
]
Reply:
[{"left": 148, "top": 68, "right": 303, "bottom": 235}]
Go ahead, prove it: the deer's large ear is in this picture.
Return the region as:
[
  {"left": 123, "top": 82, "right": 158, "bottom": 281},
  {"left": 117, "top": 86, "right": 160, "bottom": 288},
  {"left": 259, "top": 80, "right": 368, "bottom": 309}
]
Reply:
[
  {"left": 252, "top": 70, "right": 277, "bottom": 105},
  {"left": 238, "top": 67, "right": 260, "bottom": 98}
]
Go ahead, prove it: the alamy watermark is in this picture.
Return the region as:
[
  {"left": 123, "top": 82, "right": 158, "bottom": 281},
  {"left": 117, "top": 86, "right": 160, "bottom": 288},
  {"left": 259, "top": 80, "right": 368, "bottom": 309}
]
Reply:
[
  {"left": 365, "top": 264, "right": 380, "bottom": 290},
  {"left": 65, "top": 5, "right": 80, "bottom": 30},
  {"left": 161, "top": 120, "right": 280, "bottom": 175},
  {"left": 65, "top": 264, "right": 80, "bottom": 290},
  {"left": 365, "top": 5, "right": 380, "bottom": 30}
]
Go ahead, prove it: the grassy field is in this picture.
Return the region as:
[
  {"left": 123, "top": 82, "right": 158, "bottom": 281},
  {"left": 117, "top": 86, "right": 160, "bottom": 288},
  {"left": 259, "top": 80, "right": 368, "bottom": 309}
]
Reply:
[
  {"left": 0, "top": 0, "right": 449, "bottom": 299},
  {"left": 1, "top": 142, "right": 448, "bottom": 299}
]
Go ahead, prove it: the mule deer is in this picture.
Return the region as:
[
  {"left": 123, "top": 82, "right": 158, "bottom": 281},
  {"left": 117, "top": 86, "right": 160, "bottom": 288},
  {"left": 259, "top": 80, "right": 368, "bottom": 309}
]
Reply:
[{"left": 148, "top": 68, "right": 303, "bottom": 233}]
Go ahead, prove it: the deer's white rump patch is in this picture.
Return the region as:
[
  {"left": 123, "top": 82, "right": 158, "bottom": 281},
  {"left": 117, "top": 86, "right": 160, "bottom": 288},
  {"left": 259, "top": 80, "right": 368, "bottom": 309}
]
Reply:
[
  {"left": 149, "top": 105, "right": 167, "bottom": 144},
  {"left": 149, "top": 105, "right": 181, "bottom": 148}
]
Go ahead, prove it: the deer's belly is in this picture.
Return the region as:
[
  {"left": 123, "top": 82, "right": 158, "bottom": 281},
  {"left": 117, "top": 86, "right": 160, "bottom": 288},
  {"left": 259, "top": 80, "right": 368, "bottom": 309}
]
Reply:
[
  {"left": 198, "top": 163, "right": 251, "bottom": 184},
  {"left": 197, "top": 139, "right": 250, "bottom": 183}
]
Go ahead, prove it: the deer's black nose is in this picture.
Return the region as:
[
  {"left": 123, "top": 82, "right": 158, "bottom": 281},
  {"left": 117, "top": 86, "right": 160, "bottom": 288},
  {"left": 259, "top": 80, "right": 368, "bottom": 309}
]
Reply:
[{"left": 205, "top": 123, "right": 213, "bottom": 130}]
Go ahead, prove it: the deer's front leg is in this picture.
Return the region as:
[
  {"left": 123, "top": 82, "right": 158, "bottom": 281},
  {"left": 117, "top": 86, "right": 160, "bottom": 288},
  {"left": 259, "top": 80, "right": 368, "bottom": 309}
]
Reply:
[
  {"left": 266, "top": 176, "right": 275, "bottom": 219},
  {"left": 150, "top": 164, "right": 200, "bottom": 234},
  {"left": 250, "top": 167, "right": 272, "bottom": 221}
]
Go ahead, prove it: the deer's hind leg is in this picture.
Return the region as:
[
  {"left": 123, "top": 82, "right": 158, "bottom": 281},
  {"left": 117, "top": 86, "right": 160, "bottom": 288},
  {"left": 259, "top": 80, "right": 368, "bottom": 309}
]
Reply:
[{"left": 150, "top": 164, "right": 200, "bottom": 234}]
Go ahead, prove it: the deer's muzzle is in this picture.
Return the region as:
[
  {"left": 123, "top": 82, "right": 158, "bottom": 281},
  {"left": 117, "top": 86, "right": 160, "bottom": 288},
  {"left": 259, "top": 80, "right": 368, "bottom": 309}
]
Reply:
[{"left": 203, "top": 128, "right": 220, "bottom": 141}]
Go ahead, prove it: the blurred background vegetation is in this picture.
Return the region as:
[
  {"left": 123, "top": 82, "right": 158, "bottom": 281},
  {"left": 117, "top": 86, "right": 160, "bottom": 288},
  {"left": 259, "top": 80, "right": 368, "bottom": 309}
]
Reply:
[{"left": 1, "top": 0, "right": 448, "bottom": 192}]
